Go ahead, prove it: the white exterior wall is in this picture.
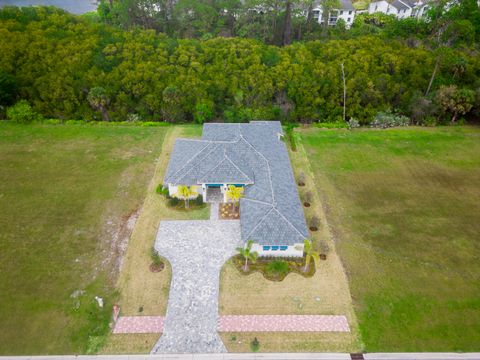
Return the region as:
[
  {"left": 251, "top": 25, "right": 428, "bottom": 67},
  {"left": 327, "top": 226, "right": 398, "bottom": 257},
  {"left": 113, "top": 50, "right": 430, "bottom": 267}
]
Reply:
[
  {"left": 168, "top": 184, "right": 178, "bottom": 197},
  {"left": 251, "top": 243, "right": 304, "bottom": 258},
  {"left": 368, "top": 0, "right": 390, "bottom": 14},
  {"left": 313, "top": 7, "right": 355, "bottom": 28},
  {"left": 369, "top": 0, "right": 431, "bottom": 19},
  {"left": 336, "top": 9, "right": 356, "bottom": 27},
  {"left": 397, "top": 7, "right": 413, "bottom": 18}
]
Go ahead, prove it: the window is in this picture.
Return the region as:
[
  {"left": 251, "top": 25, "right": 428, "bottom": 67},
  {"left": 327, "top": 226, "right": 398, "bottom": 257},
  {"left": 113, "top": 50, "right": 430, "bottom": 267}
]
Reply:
[
  {"left": 347, "top": 17, "right": 351, "bottom": 22},
  {"left": 375, "top": 4, "right": 378, "bottom": 10},
  {"left": 271, "top": 246, "right": 279, "bottom": 251},
  {"left": 339, "top": 10, "right": 343, "bottom": 15},
  {"left": 263, "top": 246, "right": 270, "bottom": 251},
  {"left": 349, "top": 10, "right": 352, "bottom": 14},
  {"left": 280, "top": 246, "right": 288, "bottom": 251}
]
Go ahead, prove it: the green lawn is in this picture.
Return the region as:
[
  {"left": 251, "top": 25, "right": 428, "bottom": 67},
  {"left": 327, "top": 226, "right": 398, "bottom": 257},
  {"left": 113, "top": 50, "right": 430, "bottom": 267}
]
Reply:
[
  {"left": 0, "top": 123, "right": 167, "bottom": 355},
  {"left": 301, "top": 126, "right": 480, "bottom": 352}
]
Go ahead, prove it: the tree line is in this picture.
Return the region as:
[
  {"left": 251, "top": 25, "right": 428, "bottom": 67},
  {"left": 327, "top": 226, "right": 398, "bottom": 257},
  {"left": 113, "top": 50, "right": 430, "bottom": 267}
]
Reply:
[
  {"left": 96, "top": 0, "right": 480, "bottom": 45},
  {"left": 0, "top": 4, "right": 479, "bottom": 125}
]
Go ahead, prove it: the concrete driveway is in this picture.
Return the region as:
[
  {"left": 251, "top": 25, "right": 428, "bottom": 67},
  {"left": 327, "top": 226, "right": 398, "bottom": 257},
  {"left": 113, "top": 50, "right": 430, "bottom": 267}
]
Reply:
[{"left": 151, "top": 218, "right": 242, "bottom": 354}]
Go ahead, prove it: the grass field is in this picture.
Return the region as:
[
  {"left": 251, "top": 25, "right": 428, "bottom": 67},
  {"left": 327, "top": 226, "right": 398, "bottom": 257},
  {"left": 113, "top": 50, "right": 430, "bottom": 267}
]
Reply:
[
  {"left": 300, "top": 126, "right": 480, "bottom": 352},
  {"left": 218, "top": 129, "right": 361, "bottom": 353},
  {"left": 0, "top": 123, "right": 167, "bottom": 355},
  {"left": 102, "top": 125, "right": 209, "bottom": 354}
]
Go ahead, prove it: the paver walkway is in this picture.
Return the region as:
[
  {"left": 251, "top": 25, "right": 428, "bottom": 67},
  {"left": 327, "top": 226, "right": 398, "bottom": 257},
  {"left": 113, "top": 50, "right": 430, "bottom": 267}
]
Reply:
[
  {"left": 218, "top": 315, "right": 350, "bottom": 332},
  {"left": 114, "top": 314, "right": 349, "bottom": 334},
  {"left": 113, "top": 316, "right": 164, "bottom": 334},
  {"left": 210, "top": 202, "right": 219, "bottom": 220},
  {"left": 151, "top": 219, "right": 242, "bottom": 354}
]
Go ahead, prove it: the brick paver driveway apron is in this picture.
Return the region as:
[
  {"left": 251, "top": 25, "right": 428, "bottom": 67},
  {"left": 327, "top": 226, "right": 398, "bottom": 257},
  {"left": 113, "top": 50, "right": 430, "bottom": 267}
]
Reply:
[{"left": 151, "top": 219, "right": 242, "bottom": 354}]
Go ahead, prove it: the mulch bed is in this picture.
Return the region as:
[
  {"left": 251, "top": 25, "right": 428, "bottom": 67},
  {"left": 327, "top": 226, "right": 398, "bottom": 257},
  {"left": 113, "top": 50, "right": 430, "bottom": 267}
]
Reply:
[
  {"left": 231, "top": 255, "right": 316, "bottom": 282},
  {"left": 219, "top": 203, "right": 240, "bottom": 220}
]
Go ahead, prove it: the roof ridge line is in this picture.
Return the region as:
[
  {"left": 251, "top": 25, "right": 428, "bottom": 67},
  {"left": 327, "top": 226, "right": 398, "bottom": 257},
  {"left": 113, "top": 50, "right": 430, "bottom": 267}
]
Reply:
[
  {"left": 244, "top": 206, "right": 274, "bottom": 240},
  {"left": 272, "top": 206, "right": 308, "bottom": 239},
  {"left": 166, "top": 141, "right": 212, "bottom": 182},
  {"left": 197, "top": 156, "right": 227, "bottom": 183},
  {"left": 237, "top": 133, "right": 276, "bottom": 205},
  {"left": 170, "top": 142, "right": 221, "bottom": 183},
  {"left": 397, "top": 0, "right": 413, "bottom": 8},
  {"left": 242, "top": 198, "right": 272, "bottom": 206},
  {"left": 224, "top": 153, "right": 252, "bottom": 183},
  {"left": 176, "top": 138, "right": 210, "bottom": 142}
]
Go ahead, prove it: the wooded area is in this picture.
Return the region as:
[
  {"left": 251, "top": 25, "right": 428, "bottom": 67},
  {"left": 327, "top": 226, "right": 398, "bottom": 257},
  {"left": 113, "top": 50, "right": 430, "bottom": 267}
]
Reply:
[{"left": 0, "top": 2, "right": 479, "bottom": 124}]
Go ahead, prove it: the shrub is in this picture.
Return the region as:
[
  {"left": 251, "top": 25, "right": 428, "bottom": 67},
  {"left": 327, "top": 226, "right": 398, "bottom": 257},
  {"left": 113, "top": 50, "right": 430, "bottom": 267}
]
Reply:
[
  {"left": 348, "top": 118, "right": 360, "bottom": 129},
  {"left": 193, "top": 194, "right": 204, "bottom": 206},
  {"left": 126, "top": 113, "right": 141, "bottom": 122},
  {"left": 302, "top": 191, "right": 313, "bottom": 205},
  {"left": 265, "top": 260, "right": 290, "bottom": 277},
  {"left": 319, "top": 240, "right": 330, "bottom": 254},
  {"left": 370, "top": 110, "right": 410, "bottom": 128},
  {"left": 250, "top": 337, "right": 260, "bottom": 352},
  {"left": 43, "top": 118, "right": 62, "bottom": 125},
  {"left": 6, "top": 100, "right": 41, "bottom": 123},
  {"left": 309, "top": 215, "right": 320, "bottom": 231},
  {"left": 150, "top": 247, "right": 162, "bottom": 266},
  {"left": 156, "top": 184, "right": 169, "bottom": 196},
  {"left": 297, "top": 171, "right": 306, "bottom": 186},
  {"left": 285, "top": 124, "right": 298, "bottom": 151},
  {"left": 167, "top": 197, "right": 180, "bottom": 207},
  {"left": 65, "top": 119, "right": 87, "bottom": 125},
  {"left": 194, "top": 101, "right": 214, "bottom": 124},
  {"left": 314, "top": 122, "right": 349, "bottom": 129}
]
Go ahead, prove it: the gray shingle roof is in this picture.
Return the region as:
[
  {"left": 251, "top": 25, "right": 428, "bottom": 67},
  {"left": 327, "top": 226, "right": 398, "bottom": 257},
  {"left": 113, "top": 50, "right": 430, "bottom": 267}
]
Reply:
[
  {"left": 391, "top": 0, "right": 409, "bottom": 10},
  {"left": 164, "top": 121, "right": 309, "bottom": 246},
  {"left": 198, "top": 156, "right": 252, "bottom": 184},
  {"left": 313, "top": 0, "right": 354, "bottom": 10}
]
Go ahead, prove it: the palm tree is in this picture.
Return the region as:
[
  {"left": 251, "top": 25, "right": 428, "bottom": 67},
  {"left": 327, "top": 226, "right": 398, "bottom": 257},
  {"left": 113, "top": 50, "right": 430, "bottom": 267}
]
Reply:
[
  {"left": 302, "top": 239, "right": 320, "bottom": 273},
  {"left": 237, "top": 240, "right": 258, "bottom": 272},
  {"left": 175, "top": 185, "right": 198, "bottom": 208},
  {"left": 225, "top": 185, "right": 243, "bottom": 210}
]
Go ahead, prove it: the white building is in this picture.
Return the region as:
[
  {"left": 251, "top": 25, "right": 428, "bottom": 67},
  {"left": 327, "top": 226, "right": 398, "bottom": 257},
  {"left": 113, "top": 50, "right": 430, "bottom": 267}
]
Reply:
[
  {"left": 164, "top": 122, "right": 309, "bottom": 258},
  {"left": 313, "top": 0, "right": 356, "bottom": 28},
  {"left": 368, "top": 0, "right": 429, "bottom": 19}
]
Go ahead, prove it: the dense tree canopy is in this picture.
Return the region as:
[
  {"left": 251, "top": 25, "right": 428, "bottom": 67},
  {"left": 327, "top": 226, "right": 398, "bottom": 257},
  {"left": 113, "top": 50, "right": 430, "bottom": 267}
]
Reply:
[{"left": 0, "top": 5, "right": 479, "bottom": 124}]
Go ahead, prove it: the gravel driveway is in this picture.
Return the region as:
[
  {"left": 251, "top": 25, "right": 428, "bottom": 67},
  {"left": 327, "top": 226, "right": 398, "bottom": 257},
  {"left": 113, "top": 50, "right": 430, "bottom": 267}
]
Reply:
[{"left": 151, "top": 218, "right": 242, "bottom": 354}]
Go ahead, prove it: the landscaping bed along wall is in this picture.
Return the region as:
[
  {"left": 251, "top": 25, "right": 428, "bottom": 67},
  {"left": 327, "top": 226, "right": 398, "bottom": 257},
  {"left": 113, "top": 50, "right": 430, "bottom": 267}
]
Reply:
[{"left": 231, "top": 255, "right": 316, "bottom": 281}]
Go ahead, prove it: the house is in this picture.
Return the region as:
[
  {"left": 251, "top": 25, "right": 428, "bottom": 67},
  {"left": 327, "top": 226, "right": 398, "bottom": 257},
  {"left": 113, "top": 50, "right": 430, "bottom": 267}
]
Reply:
[
  {"left": 368, "top": 0, "right": 429, "bottom": 19},
  {"left": 313, "top": 0, "right": 356, "bottom": 28},
  {"left": 164, "top": 121, "right": 309, "bottom": 258}
]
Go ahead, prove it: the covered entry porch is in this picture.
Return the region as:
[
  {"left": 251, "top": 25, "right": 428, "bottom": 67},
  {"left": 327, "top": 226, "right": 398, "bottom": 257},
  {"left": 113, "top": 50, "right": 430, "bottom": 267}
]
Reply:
[{"left": 201, "top": 183, "right": 246, "bottom": 203}]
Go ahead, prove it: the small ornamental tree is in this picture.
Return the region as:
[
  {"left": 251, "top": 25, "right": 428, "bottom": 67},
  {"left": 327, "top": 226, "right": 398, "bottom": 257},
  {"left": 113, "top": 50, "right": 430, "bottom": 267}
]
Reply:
[
  {"left": 436, "top": 85, "right": 475, "bottom": 123},
  {"left": 302, "top": 239, "right": 320, "bottom": 273},
  {"left": 237, "top": 240, "right": 258, "bottom": 272},
  {"left": 225, "top": 185, "right": 243, "bottom": 210},
  {"left": 309, "top": 215, "right": 320, "bottom": 231},
  {"left": 174, "top": 185, "right": 198, "bottom": 208},
  {"left": 297, "top": 171, "right": 306, "bottom": 186},
  {"left": 87, "top": 87, "right": 110, "bottom": 121},
  {"left": 302, "top": 191, "right": 313, "bottom": 207}
]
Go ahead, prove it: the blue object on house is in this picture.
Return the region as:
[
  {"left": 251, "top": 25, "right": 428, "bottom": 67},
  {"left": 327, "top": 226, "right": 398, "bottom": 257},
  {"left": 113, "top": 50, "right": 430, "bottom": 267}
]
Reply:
[
  {"left": 263, "top": 246, "right": 270, "bottom": 251},
  {"left": 206, "top": 184, "right": 222, "bottom": 187},
  {"left": 271, "top": 246, "right": 279, "bottom": 251},
  {"left": 280, "top": 246, "right": 288, "bottom": 251}
]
